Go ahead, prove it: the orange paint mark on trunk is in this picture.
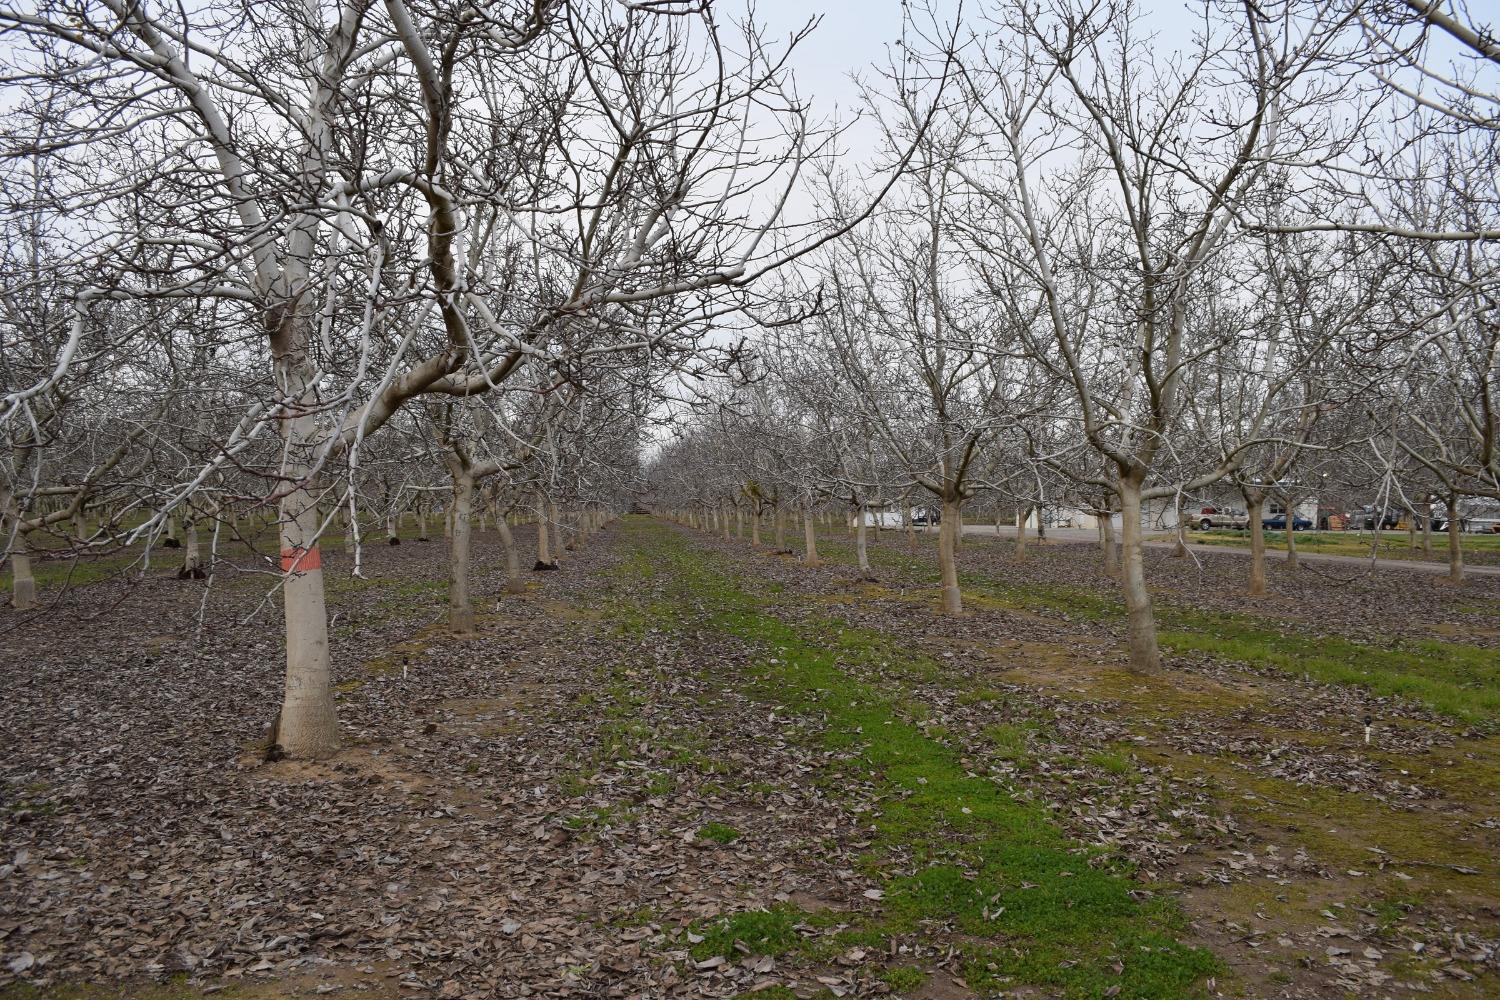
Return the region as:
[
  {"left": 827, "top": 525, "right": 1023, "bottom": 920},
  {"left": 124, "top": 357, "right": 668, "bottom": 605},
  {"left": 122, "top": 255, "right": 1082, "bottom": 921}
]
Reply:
[{"left": 280, "top": 546, "right": 322, "bottom": 573}]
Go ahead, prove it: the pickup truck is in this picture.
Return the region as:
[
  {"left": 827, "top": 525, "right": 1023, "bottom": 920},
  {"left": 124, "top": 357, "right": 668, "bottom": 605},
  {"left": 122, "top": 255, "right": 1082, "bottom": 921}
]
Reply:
[{"left": 1197, "top": 506, "right": 1248, "bottom": 530}]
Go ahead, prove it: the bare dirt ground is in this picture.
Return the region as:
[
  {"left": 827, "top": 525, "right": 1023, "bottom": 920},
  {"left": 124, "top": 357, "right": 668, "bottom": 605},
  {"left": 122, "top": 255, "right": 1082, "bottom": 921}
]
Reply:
[{"left": 1, "top": 518, "right": 1497, "bottom": 999}]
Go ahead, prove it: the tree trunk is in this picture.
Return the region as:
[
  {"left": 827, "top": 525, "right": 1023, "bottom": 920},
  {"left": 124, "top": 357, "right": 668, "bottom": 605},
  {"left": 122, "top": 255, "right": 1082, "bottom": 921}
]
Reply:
[
  {"left": 1015, "top": 506, "right": 1029, "bottom": 558},
  {"left": 538, "top": 504, "right": 556, "bottom": 566},
  {"left": 1117, "top": 478, "right": 1161, "bottom": 672},
  {"left": 448, "top": 472, "right": 475, "bottom": 634},
  {"left": 802, "top": 504, "right": 820, "bottom": 566},
  {"left": 1285, "top": 513, "right": 1299, "bottom": 569},
  {"left": 721, "top": 505, "right": 731, "bottom": 541},
  {"left": 9, "top": 543, "right": 36, "bottom": 611},
  {"left": 1246, "top": 497, "right": 1266, "bottom": 596},
  {"left": 750, "top": 507, "right": 761, "bottom": 547},
  {"left": 496, "top": 517, "right": 525, "bottom": 593},
  {"left": 179, "top": 519, "right": 204, "bottom": 579},
  {"left": 1171, "top": 496, "right": 1188, "bottom": 557},
  {"left": 774, "top": 506, "right": 786, "bottom": 550},
  {"left": 343, "top": 510, "right": 357, "bottom": 555},
  {"left": 938, "top": 496, "right": 963, "bottom": 615},
  {"left": 550, "top": 502, "right": 564, "bottom": 560},
  {"left": 854, "top": 505, "right": 872, "bottom": 577},
  {"left": 276, "top": 480, "right": 339, "bottom": 759},
  {"left": 1448, "top": 493, "right": 1464, "bottom": 583},
  {"left": 417, "top": 508, "right": 429, "bottom": 541},
  {"left": 73, "top": 509, "right": 87, "bottom": 542},
  {"left": 1420, "top": 503, "right": 1433, "bottom": 557},
  {"left": 735, "top": 506, "right": 744, "bottom": 539},
  {"left": 1101, "top": 508, "right": 1120, "bottom": 577}
]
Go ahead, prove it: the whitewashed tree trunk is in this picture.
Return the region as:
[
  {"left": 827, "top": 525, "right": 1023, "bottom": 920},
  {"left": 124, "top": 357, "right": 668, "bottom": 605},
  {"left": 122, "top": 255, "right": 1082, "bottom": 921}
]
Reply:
[
  {"left": 773, "top": 506, "right": 785, "bottom": 549},
  {"left": 1171, "top": 496, "right": 1188, "bottom": 557},
  {"left": 750, "top": 507, "right": 761, "bottom": 546},
  {"left": 802, "top": 504, "right": 820, "bottom": 566},
  {"left": 276, "top": 469, "right": 339, "bottom": 759},
  {"left": 386, "top": 516, "right": 399, "bottom": 545},
  {"left": 448, "top": 472, "right": 475, "bottom": 634},
  {"left": 1246, "top": 497, "right": 1267, "bottom": 596},
  {"left": 938, "top": 496, "right": 962, "bottom": 615},
  {"left": 854, "top": 504, "right": 872, "bottom": 577},
  {"left": 1015, "top": 506, "right": 1029, "bottom": 558},
  {"left": 721, "top": 504, "right": 731, "bottom": 540},
  {"left": 9, "top": 539, "right": 36, "bottom": 611},
  {"left": 417, "top": 508, "right": 429, "bottom": 541},
  {"left": 536, "top": 503, "right": 554, "bottom": 568},
  {"left": 550, "top": 502, "right": 564, "bottom": 558},
  {"left": 498, "top": 517, "right": 525, "bottom": 592},
  {"left": 179, "top": 519, "right": 205, "bottom": 579},
  {"left": 1448, "top": 493, "right": 1464, "bottom": 582},
  {"left": 1118, "top": 478, "right": 1162, "bottom": 672},
  {"left": 1100, "top": 509, "right": 1120, "bottom": 577}
]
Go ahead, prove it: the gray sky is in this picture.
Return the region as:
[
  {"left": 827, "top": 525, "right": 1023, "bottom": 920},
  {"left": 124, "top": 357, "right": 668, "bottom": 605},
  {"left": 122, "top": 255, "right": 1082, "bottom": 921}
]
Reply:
[{"left": 755, "top": 0, "right": 908, "bottom": 118}]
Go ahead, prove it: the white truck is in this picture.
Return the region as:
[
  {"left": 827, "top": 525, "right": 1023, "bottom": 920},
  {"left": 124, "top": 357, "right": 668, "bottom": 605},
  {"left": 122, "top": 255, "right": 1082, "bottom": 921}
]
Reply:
[{"left": 1196, "top": 506, "right": 1249, "bottom": 530}]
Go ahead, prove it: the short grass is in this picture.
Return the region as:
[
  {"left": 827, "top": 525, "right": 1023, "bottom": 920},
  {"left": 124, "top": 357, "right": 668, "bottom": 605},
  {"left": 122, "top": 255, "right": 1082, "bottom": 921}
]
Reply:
[
  {"left": 808, "top": 534, "right": 1500, "bottom": 725},
  {"left": 619, "top": 518, "right": 1219, "bottom": 998},
  {"left": 1187, "top": 528, "right": 1500, "bottom": 563},
  {"left": 695, "top": 821, "right": 741, "bottom": 845},
  {"left": 1157, "top": 610, "right": 1500, "bottom": 723}
]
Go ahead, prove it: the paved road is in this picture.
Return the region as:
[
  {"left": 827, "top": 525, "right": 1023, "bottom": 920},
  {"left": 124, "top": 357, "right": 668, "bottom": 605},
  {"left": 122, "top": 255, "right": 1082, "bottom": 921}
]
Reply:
[{"left": 949, "top": 524, "right": 1500, "bottom": 579}]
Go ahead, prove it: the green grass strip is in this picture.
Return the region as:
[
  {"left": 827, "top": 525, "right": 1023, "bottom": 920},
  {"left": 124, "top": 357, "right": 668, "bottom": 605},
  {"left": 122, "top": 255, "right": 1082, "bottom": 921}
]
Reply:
[
  {"left": 616, "top": 518, "right": 1218, "bottom": 998},
  {"left": 811, "top": 532, "right": 1499, "bottom": 724}
]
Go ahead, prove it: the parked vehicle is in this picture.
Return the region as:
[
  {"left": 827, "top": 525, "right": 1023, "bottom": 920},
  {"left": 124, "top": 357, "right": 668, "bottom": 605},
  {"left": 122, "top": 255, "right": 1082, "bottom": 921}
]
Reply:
[
  {"left": 911, "top": 509, "right": 941, "bottom": 526},
  {"left": 1432, "top": 516, "right": 1500, "bottom": 534},
  {"left": 1197, "top": 505, "right": 1248, "bottom": 530},
  {"left": 1262, "top": 513, "right": 1313, "bottom": 531},
  {"left": 1349, "top": 505, "right": 1399, "bottom": 530}
]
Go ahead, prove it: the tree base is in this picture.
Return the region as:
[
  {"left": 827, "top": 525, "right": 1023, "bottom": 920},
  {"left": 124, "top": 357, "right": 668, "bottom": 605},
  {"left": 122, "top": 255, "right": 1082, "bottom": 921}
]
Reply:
[
  {"left": 161, "top": 538, "right": 182, "bottom": 549},
  {"left": 176, "top": 566, "right": 207, "bottom": 580},
  {"left": 532, "top": 560, "right": 559, "bottom": 571},
  {"left": 387, "top": 537, "right": 401, "bottom": 546}
]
